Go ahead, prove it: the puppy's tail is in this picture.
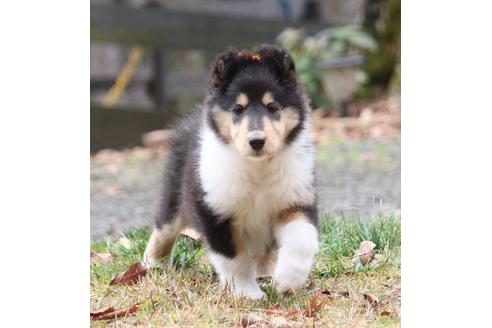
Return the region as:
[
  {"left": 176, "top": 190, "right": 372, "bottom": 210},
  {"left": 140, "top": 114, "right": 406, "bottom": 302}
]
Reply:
[{"left": 143, "top": 215, "right": 185, "bottom": 268}]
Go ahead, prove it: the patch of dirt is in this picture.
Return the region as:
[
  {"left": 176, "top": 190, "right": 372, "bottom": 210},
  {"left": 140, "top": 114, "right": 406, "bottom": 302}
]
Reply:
[{"left": 312, "top": 96, "right": 401, "bottom": 143}]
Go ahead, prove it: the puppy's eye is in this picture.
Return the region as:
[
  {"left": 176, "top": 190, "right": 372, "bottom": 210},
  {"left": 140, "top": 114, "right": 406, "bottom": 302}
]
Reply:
[
  {"left": 232, "top": 104, "right": 244, "bottom": 114},
  {"left": 266, "top": 102, "right": 279, "bottom": 112}
]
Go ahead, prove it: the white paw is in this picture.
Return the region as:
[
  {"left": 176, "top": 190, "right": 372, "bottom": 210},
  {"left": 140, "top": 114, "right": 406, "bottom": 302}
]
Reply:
[
  {"left": 273, "top": 220, "right": 319, "bottom": 294},
  {"left": 273, "top": 255, "right": 314, "bottom": 294},
  {"left": 274, "top": 268, "right": 309, "bottom": 294},
  {"left": 233, "top": 285, "right": 266, "bottom": 300},
  {"left": 226, "top": 278, "right": 266, "bottom": 300}
]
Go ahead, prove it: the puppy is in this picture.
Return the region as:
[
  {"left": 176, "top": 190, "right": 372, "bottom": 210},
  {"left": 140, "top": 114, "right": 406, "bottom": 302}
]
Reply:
[{"left": 143, "top": 45, "right": 319, "bottom": 299}]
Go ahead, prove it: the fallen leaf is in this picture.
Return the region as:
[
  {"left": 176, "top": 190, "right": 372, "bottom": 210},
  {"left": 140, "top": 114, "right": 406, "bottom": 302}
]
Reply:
[
  {"left": 240, "top": 314, "right": 267, "bottom": 327},
  {"left": 90, "top": 307, "right": 115, "bottom": 319},
  {"left": 265, "top": 307, "right": 299, "bottom": 321},
  {"left": 320, "top": 289, "right": 351, "bottom": 299},
  {"left": 303, "top": 293, "right": 327, "bottom": 317},
  {"left": 356, "top": 240, "right": 376, "bottom": 265},
  {"left": 92, "top": 149, "right": 124, "bottom": 164},
  {"left": 90, "top": 251, "right": 113, "bottom": 264},
  {"left": 110, "top": 263, "right": 148, "bottom": 286},
  {"left": 270, "top": 316, "right": 296, "bottom": 328},
  {"left": 363, "top": 293, "right": 379, "bottom": 307},
  {"left": 103, "top": 164, "right": 120, "bottom": 176},
  {"left": 338, "top": 291, "right": 350, "bottom": 298},
  {"left": 90, "top": 303, "right": 140, "bottom": 321},
  {"left": 380, "top": 310, "right": 397, "bottom": 318},
  {"left": 117, "top": 237, "right": 132, "bottom": 249},
  {"left": 320, "top": 289, "right": 334, "bottom": 298},
  {"left": 285, "top": 308, "right": 299, "bottom": 320},
  {"left": 142, "top": 129, "right": 174, "bottom": 149},
  {"left": 266, "top": 306, "right": 280, "bottom": 316},
  {"left": 103, "top": 186, "right": 120, "bottom": 196},
  {"left": 149, "top": 292, "right": 160, "bottom": 304},
  {"left": 180, "top": 228, "right": 202, "bottom": 242},
  {"left": 348, "top": 316, "right": 368, "bottom": 328}
]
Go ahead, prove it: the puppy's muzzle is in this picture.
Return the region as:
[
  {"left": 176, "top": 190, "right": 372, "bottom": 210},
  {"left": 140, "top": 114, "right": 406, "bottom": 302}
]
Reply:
[{"left": 248, "top": 131, "right": 266, "bottom": 151}]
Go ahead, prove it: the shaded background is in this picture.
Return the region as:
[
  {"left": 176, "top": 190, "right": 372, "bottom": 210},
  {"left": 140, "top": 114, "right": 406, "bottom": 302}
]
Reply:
[{"left": 90, "top": 0, "right": 400, "bottom": 240}]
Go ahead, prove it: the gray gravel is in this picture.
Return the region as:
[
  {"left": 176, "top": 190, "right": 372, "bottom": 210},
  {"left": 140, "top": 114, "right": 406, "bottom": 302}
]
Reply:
[{"left": 91, "top": 140, "right": 400, "bottom": 241}]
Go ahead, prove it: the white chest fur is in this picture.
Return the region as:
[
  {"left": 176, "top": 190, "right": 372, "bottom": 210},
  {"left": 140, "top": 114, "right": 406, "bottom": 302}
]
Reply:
[{"left": 198, "top": 120, "right": 315, "bottom": 256}]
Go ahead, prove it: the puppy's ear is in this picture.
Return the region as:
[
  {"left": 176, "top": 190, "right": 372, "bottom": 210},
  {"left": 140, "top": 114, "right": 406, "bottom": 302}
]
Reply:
[
  {"left": 258, "top": 46, "right": 297, "bottom": 86},
  {"left": 210, "top": 49, "right": 239, "bottom": 91}
]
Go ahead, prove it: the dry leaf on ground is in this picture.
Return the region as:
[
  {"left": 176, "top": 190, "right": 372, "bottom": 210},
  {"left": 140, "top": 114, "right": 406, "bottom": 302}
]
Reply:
[
  {"left": 363, "top": 293, "right": 380, "bottom": 307},
  {"left": 90, "top": 303, "right": 140, "bottom": 321},
  {"left": 303, "top": 293, "right": 327, "bottom": 317},
  {"left": 240, "top": 314, "right": 267, "bottom": 327},
  {"left": 90, "top": 251, "right": 113, "bottom": 264},
  {"left": 380, "top": 309, "right": 397, "bottom": 318},
  {"left": 270, "top": 316, "right": 299, "bottom": 328},
  {"left": 117, "top": 236, "right": 133, "bottom": 249},
  {"left": 321, "top": 289, "right": 350, "bottom": 299},
  {"left": 348, "top": 316, "right": 368, "bottom": 328},
  {"left": 265, "top": 307, "right": 299, "bottom": 321},
  {"left": 103, "top": 186, "right": 120, "bottom": 196},
  {"left": 356, "top": 240, "right": 376, "bottom": 265},
  {"left": 110, "top": 263, "right": 148, "bottom": 286}
]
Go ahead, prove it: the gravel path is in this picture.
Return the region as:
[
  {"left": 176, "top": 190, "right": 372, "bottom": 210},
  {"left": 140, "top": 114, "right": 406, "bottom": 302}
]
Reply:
[{"left": 91, "top": 140, "right": 400, "bottom": 241}]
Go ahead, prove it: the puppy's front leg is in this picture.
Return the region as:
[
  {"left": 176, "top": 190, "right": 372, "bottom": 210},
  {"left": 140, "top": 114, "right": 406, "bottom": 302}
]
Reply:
[
  {"left": 273, "top": 210, "right": 319, "bottom": 294},
  {"left": 208, "top": 251, "right": 265, "bottom": 300}
]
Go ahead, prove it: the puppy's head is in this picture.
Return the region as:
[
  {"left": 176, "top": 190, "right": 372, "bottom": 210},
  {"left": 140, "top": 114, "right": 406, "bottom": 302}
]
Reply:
[{"left": 206, "top": 46, "right": 307, "bottom": 160}]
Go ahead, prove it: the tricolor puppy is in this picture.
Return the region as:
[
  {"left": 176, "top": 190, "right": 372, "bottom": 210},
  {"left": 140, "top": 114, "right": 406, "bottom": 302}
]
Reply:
[{"left": 143, "top": 46, "right": 319, "bottom": 299}]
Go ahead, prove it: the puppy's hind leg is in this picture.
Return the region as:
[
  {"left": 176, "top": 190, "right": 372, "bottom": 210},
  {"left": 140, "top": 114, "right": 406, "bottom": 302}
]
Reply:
[
  {"left": 143, "top": 215, "right": 185, "bottom": 268},
  {"left": 143, "top": 149, "right": 186, "bottom": 267}
]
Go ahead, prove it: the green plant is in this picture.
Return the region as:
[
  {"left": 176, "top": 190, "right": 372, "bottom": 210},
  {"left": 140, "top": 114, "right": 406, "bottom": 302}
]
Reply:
[{"left": 276, "top": 25, "right": 377, "bottom": 111}]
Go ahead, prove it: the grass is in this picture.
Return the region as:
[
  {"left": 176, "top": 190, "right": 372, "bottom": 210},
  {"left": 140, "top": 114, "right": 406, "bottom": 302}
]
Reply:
[{"left": 90, "top": 213, "right": 400, "bottom": 327}]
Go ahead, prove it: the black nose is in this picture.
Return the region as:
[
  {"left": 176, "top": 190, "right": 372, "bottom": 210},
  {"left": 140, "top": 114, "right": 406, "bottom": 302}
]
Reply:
[{"left": 249, "top": 137, "right": 265, "bottom": 151}]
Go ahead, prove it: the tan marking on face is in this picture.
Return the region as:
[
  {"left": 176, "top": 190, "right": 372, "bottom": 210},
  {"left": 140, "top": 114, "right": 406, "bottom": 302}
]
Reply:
[
  {"left": 231, "top": 115, "right": 250, "bottom": 156},
  {"left": 262, "top": 107, "right": 300, "bottom": 156},
  {"left": 236, "top": 93, "right": 249, "bottom": 108},
  {"left": 230, "top": 105, "right": 301, "bottom": 158},
  {"left": 279, "top": 107, "right": 300, "bottom": 134},
  {"left": 262, "top": 115, "right": 282, "bottom": 155},
  {"left": 211, "top": 106, "right": 233, "bottom": 142},
  {"left": 262, "top": 92, "right": 274, "bottom": 106}
]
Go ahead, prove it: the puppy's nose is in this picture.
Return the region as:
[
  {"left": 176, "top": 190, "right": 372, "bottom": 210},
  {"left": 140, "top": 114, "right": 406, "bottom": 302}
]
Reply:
[{"left": 249, "top": 137, "right": 265, "bottom": 151}]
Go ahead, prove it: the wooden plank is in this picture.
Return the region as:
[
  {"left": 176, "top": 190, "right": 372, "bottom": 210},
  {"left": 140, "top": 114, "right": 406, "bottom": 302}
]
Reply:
[
  {"left": 152, "top": 47, "right": 168, "bottom": 111},
  {"left": 91, "top": 4, "right": 325, "bottom": 50},
  {"left": 90, "top": 105, "right": 177, "bottom": 151}
]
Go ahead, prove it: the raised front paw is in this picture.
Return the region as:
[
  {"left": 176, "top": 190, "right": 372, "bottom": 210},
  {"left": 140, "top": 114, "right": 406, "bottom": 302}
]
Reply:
[{"left": 273, "top": 259, "right": 312, "bottom": 294}]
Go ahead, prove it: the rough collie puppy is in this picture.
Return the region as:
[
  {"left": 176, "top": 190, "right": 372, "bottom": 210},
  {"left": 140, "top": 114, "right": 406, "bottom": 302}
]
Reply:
[{"left": 143, "top": 45, "right": 319, "bottom": 299}]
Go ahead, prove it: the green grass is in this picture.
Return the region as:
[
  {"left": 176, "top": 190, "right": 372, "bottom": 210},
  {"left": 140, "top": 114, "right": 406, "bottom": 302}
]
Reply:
[{"left": 90, "top": 213, "right": 400, "bottom": 327}]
